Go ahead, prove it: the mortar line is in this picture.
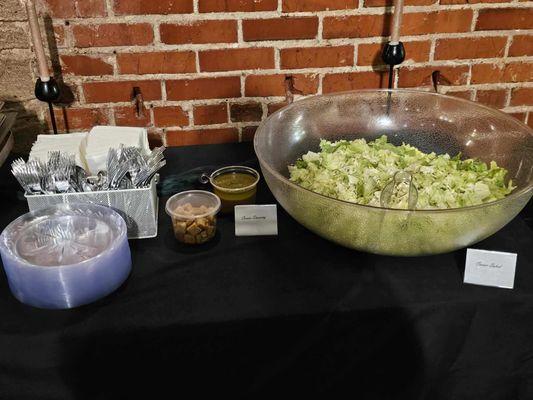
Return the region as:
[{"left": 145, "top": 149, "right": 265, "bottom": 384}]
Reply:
[
  {"left": 105, "top": 0, "right": 114, "bottom": 17},
  {"left": 42, "top": 2, "right": 533, "bottom": 24},
  {"left": 504, "top": 35, "right": 513, "bottom": 58},
  {"left": 62, "top": 30, "right": 533, "bottom": 53}
]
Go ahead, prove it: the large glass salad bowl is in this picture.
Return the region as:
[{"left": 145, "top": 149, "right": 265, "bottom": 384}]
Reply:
[{"left": 254, "top": 90, "right": 533, "bottom": 256}]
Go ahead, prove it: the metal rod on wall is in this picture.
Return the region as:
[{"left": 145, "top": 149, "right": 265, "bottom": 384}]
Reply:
[
  {"left": 382, "top": 0, "right": 406, "bottom": 90},
  {"left": 25, "top": 0, "right": 61, "bottom": 134}
]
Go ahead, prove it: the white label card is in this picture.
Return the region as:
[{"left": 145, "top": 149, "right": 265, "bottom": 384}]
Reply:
[
  {"left": 234, "top": 205, "right": 278, "bottom": 236},
  {"left": 464, "top": 248, "right": 518, "bottom": 289}
]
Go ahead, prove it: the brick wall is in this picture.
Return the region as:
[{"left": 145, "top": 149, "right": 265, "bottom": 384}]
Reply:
[
  {"left": 0, "top": 0, "right": 46, "bottom": 152},
  {"left": 4, "top": 0, "right": 533, "bottom": 150}
]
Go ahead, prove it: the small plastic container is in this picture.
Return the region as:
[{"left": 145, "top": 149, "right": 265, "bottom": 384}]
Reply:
[
  {"left": 202, "top": 166, "right": 260, "bottom": 213},
  {"left": 165, "top": 190, "right": 221, "bottom": 245}
]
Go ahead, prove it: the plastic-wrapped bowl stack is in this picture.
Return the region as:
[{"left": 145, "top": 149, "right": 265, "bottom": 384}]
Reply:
[{"left": 0, "top": 204, "right": 131, "bottom": 309}]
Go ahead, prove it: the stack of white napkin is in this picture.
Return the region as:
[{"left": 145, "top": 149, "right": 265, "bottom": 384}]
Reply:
[
  {"left": 29, "top": 132, "right": 87, "bottom": 167},
  {"left": 84, "top": 126, "right": 149, "bottom": 175},
  {"left": 28, "top": 126, "right": 150, "bottom": 175}
]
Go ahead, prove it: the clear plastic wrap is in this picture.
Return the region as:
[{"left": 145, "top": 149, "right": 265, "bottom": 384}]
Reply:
[{"left": 0, "top": 203, "right": 132, "bottom": 309}]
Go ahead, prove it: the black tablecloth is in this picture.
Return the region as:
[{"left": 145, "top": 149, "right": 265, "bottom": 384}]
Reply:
[{"left": 1, "top": 143, "right": 532, "bottom": 399}]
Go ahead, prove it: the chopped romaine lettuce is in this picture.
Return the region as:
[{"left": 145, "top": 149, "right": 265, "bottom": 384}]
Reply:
[{"left": 288, "top": 135, "right": 515, "bottom": 209}]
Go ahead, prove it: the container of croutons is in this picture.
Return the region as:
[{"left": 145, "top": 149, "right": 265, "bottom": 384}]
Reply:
[{"left": 165, "top": 190, "right": 221, "bottom": 245}]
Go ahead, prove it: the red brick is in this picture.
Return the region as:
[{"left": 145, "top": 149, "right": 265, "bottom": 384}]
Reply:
[
  {"left": 471, "top": 64, "right": 499, "bottom": 84},
  {"left": 442, "top": 0, "right": 510, "bottom": 3},
  {"left": 83, "top": 80, "right": 162, "bottom": 103},
  {"left": 323, "top": 15, "right": 381, "bottom": 39},
  {"left": 324, "top": 10, "right": 472, "bottom": 39},
  {"left": 153, "top": 106, "right": 189, "bottom": 127},
  {"left": 509, "top": 35, "right": 533, "bottom": 57},
  {"left": 61, "top": 55, "right": 113, "bottom": 76},
  {"left": 476, "top": 89, "right": 508, "bottom": 108},
  {"left": 114, "top": 0, "right": 193, "bottom": 15},
  {"left": 117, "top": 52, "right": 196, "bottom": 74},
  {"left": 398, "top": 66, "right": 469, "bottom": 87},
  {"left": 500, "top": 63, "right": 533, "bottom": 83},
  {"left": 242, "top": 126, "right": 258, "bottom": 142},
  {"left": 167, "top": 128, "right": 239, "bottom": 146},
  {"left": 323, "top": 71, "right": 387, "bottom": 93},
  {"left": 42, "top": 0, "right": 106, "bottom": 18},
  {"left": 51, "top": 107, "right": 109, "bottom": 132},
  {"left": 268, "top": 102, "right": 288, "bottom": 115},
  {"left": 435, "top": 37, "right": 507, "bottom": 60},
  {"left": 193, "top": 104, "right": 228, "bottom": 125},
  {"left": 471, "top": 63, "right": 533, "bottom": 84},
  {"left": 166, "top": 77, "right": 241, "bottom": 100},
  {"left": 445, "top": 90, "right": 473, "bottom": 101},
  {"left": 283, "top": 0, "right": 358, "bottom": 11},
  {"left": 160, "top": 20, "right": 237, "bottom": 44},
  {"left": 357, "top": 41, "right": 430, "bottom": 66},
  {"left": 510, "top": 88, "right": 533, "bottom": 106},
  {"left": 280, "top": 46, "right": 354, "bottom": 69},
  {"left": 230, "top": 103, "right": 263, "bottom": 122},
  {"left": 199, "top": 0, "right": 277, "bottom": 12},
  {"left": 199, "top": 48, "right": 275, "bottom": 72},
  {"left": 73, "top": 24, "right": 153, "bottom": 48},
  {"left": 365, "top": 0, "right": 434, "bottom": 5},
  {"left": 243, "top": 17, "right": 318, "bottom": 41},
  {"left": 405, "top": 10, "right": 473, "bottom": 35},
  {"left": 245, "top": 74, "right": 318, "bottom": 96},
  {"left": 506, "top": 112, "right": 527, "bottom": 123},
  {"left": 476, "top": 8, "right": 533, "bottom": 31},
  {"left": 114, "top": 106, "right": 152, "bottom": 127},
  {"left": 324, "top": 15, "right": 379, "bottom": 38},
  {"left": 528, "top": 115, "right": 533, "bottom": 129}
]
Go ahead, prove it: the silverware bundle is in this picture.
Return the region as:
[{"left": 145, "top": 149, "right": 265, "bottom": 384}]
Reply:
[
  {"left": 11, "top": 157, "right": 49, "bottom": 194},
  {"left": 106, "top": 145, "right": 166, "bottom": 190},
  {"left": 12, "top": 146, "right": 166, "bottom": 195}
]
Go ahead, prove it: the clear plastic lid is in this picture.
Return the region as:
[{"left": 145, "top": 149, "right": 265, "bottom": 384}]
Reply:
[
  {"left": 202, "top": 166, "right": 260, "bottom": 194},
  {"left": 0, "top": 203, "right": 127, "bottom": 268},
  {"left": 165, "top": 190, "right": 221, "bottom": 220}
]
